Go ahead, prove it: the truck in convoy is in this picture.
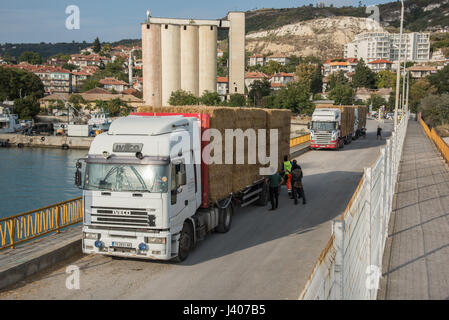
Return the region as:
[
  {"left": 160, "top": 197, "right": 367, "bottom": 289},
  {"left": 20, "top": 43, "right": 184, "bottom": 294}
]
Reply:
[
  {"left": 309, "top": 105, "right": 367, "bottom": 150},
  {"left": 75, "top": 107, "right": 290, "bottom": 261}
]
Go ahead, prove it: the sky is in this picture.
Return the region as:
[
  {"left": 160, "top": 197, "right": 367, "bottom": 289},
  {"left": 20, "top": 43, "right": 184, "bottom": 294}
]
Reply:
[{"left": 0, "top": 0, "right": 393, "bottom": 44}]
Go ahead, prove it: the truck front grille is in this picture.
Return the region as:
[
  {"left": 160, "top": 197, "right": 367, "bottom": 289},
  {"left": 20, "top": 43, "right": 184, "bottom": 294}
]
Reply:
[
  {"left": 91, "top": 207, "right": 156, "bottom": 228},
  {"left": 313, "top": 132, "right": 332, "bottom": 145}
]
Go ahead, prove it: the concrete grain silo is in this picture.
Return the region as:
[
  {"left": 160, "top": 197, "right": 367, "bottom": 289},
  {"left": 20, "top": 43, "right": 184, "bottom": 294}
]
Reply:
[
  {"left": 161, "top": 24, "right": 181, "bottom": 106},
  {"left": 142, "top": 12, "right": 245, "bottom": 107},
  {"left": 141, "top": 23, "right": 162, "bottom": 107},
  {"left": 198, "top": 25, "right": 218, "bottom": 96},
  {"left": 180, "top": 25, "right": 199, "bottom": 96}
]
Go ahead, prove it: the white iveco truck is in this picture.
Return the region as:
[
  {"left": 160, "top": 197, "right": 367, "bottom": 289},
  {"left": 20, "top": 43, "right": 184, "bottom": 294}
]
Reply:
[{"left": 75, "top": 114, "right": 269, "bottom": 262}]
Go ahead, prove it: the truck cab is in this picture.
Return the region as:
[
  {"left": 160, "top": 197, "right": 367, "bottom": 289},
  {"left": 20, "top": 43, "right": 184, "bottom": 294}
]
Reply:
[
  {"left": 78, "top": 115, "right": 202, "bottom": 261},
  {"left": 310, "top": 108, "right": 342, "bottom": 150}
]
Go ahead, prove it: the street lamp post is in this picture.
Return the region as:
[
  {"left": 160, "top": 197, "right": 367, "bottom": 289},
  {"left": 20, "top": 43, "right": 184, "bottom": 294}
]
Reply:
[
  {"left": 394, "top": 0, "right": 404, "bottom": 128},
  {"left": 405, "top": 71, "right": 410, "bottom": 113}
]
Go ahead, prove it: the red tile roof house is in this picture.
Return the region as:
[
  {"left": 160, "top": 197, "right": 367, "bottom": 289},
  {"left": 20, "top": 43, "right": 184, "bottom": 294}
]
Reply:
[
  {"left": 407, "top": 65, "right": 438, "bottom": 79},
  {"left": 368, "top": 59, "right": 393, "bottom": 72},
  {"left": 7, "top": 63, "right": 72, "bottom": 95},
  {"left": 217, "top": 76, "right": 229, "bottom": 97},
  {"left": 244, "top": 72, "right": 270, "bottom": 91},
  {"left": 270, "top": 72, "right": 295, "bottom": 85},
  {"left": 248, "top": 54, "right": 265, "bottom": 67},
  {"left": 99, "top": 77, "right": 129, "bottom": 93},
  {"left": 270, "top": 82, "right": 287, "bottom": 91}
]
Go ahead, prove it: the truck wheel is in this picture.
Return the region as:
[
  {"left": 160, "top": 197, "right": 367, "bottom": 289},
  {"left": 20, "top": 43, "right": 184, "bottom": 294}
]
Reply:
[
  {"left": 216, "top": 204, "right": 233, "bottom": 233},
  {"left": 255, "top": 183, "right": 268, "bottom": 206},
  {"left": 174, "top": 222, "right": 193, "bottom": 262}
]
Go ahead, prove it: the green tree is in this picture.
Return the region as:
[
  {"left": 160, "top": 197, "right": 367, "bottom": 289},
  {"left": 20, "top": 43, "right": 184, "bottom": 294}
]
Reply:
[
  {"left": 168, "top": 90, "right": 198, "bottom": 106},
  {"left": 62, "top": 63, "right": 78, "bottom": 71},
  {"left": 428, "top": 65, "right": 449, "bottom": 94},
  {"left": 227, "top": 93, "right": 247, "bottom": 107},
  {"left": 310, "top": 63, "right": 323, "bottom": 94},
  {"left": 248, "top": 79, "right": 271, "bottom": 106},
  {"left": 366, "top": 94, "right": 387, "bottom": 111},
  {"left": 68, "top": 94, "right": 87, "bottom": 110},
  {"left": 328, "top": 83, "right": 354, "bottom": 105},
  {"left": 81, "top": 79, "right": 102, "bottom": 92},
  {"left": 263, "top": 60, "right": 283, "bottom": 75},
  {"left": 199, "top": 91, "right": 221, "bottom": 106},
  {"left": 352, "top": 58, "right": 376, "bottom": 89},
  {"left": 409, "top": 79, "right": 437, "bottom": 113},
  {"left": 265, "top": 82, "right": 312, "bottom": 114},
  {"left": 13, "top": 95, "right": 41, "bottom": 119},
  {"left": 419, "top": 94, "right": 449, "bottom": 128},
  {"left": 18, "top": 51, "right": 43, "bottom": 65},
  {"left": 295, "top": 62, "right": 315, "bottom": 86},
  {"left": 328, "top": 70, "right": 348, "bottom": 91},
  {"left": 0, "top": 67, "right": 44, "bottom": 100},
  {"left": 93, "top": 37, "right": 101, "bottom": 53},
  {"left": 376, "top": 70, "right": 396, "bottom": 89}
]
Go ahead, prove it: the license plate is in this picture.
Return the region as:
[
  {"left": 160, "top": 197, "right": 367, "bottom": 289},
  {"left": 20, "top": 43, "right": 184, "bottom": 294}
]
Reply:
[{"left": 111, "top": 241, "right": 133, "bottom": 248}]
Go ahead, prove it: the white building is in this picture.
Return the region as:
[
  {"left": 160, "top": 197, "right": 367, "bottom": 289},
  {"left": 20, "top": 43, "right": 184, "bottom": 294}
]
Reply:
[
  {"left": 248, "top": 54, "right": 265, "bottom": 67},
  {"left": 265, "top": 55, "right": 290, "bottom": 66},
  {"left": 217, "top": 76, "right": 228, "bottom": 98},
  {"left": 345, "top": 32, "right": 430, "bottom": 63},
  {"left": 323, "top": 58, "right": 358, "bottom": 77}
]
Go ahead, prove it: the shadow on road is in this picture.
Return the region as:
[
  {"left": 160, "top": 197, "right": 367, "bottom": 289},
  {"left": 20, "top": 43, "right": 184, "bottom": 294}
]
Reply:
[{"left": 180, "top": 170, "right": 364, "bottom": 266}]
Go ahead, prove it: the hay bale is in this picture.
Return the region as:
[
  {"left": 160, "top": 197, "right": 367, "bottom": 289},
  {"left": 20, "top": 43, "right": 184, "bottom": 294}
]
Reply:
[{"left": 135, "top": 105, "right": 291, "bottom": 203}]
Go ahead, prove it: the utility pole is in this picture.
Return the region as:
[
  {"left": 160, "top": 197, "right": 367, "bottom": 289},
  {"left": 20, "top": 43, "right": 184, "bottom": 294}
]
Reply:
[
  {"left": 405, "top": 71, "right": 410, "bottom": 114},
  {"left": 402, "top": 42, "right": 407, "bottom": 116},
  {"left": 394, "top": 0, "right": 404, "bottom": 129}
]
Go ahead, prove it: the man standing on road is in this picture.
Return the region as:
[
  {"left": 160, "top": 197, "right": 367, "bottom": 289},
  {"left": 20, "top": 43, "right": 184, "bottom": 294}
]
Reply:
[
  {"left": 377, "top": 125, "right": 383, "bottom": 140},
  {"left": 266, "top": 167, "right": 284, "bottom": 211},
  {"left": 282, "top": 155, "right": 293, "bottom": 197},
  {"left": 291, "top": 160, "right": 306, "bottom": 205}
]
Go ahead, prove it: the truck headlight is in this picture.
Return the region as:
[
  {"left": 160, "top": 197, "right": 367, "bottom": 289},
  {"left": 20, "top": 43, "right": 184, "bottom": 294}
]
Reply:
[
  {"left": 145, "top": 237, "right": 166, "bottom": 244},
  {"left": 84, "top": 232, "right": 100, "bottom": 240}
]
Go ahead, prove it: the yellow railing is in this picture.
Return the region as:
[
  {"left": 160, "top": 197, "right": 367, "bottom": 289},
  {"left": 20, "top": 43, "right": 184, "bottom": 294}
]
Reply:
[
  {"left": 419, "top": 119, "right": 449, "bottom": 164},
  {"left": 0, "top": 197, "right": 83, "bottom": 251},
  {"left": 290, "top": 133, "right": 311, "bottom": 148}
]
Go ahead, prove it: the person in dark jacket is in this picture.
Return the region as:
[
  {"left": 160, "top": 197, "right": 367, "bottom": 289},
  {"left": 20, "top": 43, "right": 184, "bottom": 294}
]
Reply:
[
  {"left": 377, "top": 125, "right": 382, "bottom": 140},
  {"left": 266, "top": 167, "right": 284, "bottom": 211},
  {"left": 291, "top": 160, "right": 306, "bottom": 205}
]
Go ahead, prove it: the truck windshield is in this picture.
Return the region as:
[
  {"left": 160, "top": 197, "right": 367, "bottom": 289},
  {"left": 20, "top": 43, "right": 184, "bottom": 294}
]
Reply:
[
  {"left": 84, "top": 163, "right": 169, "bottom": 193},
  {"left": 311, "top": 121, "right": 337, "bottom": 132}
]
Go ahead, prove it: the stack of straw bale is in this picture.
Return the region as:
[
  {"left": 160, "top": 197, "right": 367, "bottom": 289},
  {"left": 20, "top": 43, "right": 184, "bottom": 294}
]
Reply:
[{"left": 137, "top": 105, "right": 291, "bottom": 203}]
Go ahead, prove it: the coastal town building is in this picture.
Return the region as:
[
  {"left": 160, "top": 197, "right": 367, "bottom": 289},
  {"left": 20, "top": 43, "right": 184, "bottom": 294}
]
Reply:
[
  {"left": 244, "top": 71, "right": 270, "bottom": 90},
  {"left": 367, "top": 59, "right": 394, "bottom": 72},
  {"left": 345, "top": 31, "right": 431, "bottom": 63},
  {"left": 99, "top": 77, "right": 129, "bottom": 93},
  {"left": 407, "top": 65, "right": 438, "bottom": 79},
  {"left": 217, "top": 76, "right": 229, "bottom": 98},
  {"left": 323, "top": 58, "right": 358, "bottom": 77}
]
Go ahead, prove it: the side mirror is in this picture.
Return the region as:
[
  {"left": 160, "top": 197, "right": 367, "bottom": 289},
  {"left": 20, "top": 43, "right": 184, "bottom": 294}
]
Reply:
[
  {"left": 75, "top": 161, "right": 83, "bottom": 188},
  {"left": 75, "top": 169, "right": 82, "bottom": 188}
]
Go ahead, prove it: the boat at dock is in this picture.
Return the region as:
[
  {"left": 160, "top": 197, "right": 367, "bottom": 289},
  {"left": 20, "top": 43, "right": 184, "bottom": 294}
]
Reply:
[{"left": 0, "top": 107, "right": 21, "bottom": 134}]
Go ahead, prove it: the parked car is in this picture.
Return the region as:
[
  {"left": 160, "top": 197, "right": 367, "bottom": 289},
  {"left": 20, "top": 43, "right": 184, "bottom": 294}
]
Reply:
[{"left": 24, "top": 123, "right": 54, "bottom": 136}]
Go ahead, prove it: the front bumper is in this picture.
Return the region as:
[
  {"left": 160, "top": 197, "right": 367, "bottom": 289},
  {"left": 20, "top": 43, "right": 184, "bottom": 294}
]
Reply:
[
  {"left": 82, "top": 226, "right": 173, "bottom": 260},
  {"left": 310, "top": 142, "right": 338, "bottom": 149}
]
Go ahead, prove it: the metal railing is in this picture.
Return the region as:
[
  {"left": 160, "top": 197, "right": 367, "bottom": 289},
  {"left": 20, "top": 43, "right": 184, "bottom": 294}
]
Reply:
[
  {"left": 299, "top": 113, "right": 409, "bottom": 300},
  {"left": 290, "top": 133, "right": 310, "bottom": 148},
  {"left": 419, "top": 118, "right": 449, "bottom": 164},
  {"left": 0, "top": 197, "right": 83, "bottom": 251}
]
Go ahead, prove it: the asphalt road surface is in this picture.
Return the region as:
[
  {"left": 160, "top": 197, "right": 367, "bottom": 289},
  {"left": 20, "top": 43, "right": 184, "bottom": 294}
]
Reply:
[{"left": 0, "top": 119, "right": 393, "bottom": 300}]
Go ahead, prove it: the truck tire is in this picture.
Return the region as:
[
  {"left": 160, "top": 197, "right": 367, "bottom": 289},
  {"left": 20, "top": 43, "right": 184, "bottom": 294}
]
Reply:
[
  {"left": 174, "top": 222, "right": 193, "bottom": 262},
  {"left": 216, "top": 204, "right": 233, "bottom": 233},
  {"left": 255, "top": 183, "right": 268, "bottom": 206}
]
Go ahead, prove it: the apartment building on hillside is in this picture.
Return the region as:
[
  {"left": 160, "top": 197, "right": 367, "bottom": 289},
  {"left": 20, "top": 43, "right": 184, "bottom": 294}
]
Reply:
[{"left": 344, "top": 31, "right": 430, "bottom": 64}]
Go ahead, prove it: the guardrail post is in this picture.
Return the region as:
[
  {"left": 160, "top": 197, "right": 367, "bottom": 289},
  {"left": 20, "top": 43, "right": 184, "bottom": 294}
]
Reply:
[
  {"left": 332, "top": 219, "right": 345, "bottom": 300},
  {"left": 10, "top": 218, "right": 16, "bottom": 249},
  {"left": 55, "top": 206, "right": 60, "bottom": 233}
]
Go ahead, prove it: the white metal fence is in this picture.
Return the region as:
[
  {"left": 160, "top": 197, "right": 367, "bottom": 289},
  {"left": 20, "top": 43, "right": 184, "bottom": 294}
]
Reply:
[{"left": 299, "top": 114, "right": 409, "bottom": 300}]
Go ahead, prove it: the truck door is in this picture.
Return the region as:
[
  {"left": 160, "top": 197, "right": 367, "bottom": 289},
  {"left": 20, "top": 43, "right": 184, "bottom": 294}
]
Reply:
[{"left": 169, "top": 159, "right": 192, "bottom": 226}]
